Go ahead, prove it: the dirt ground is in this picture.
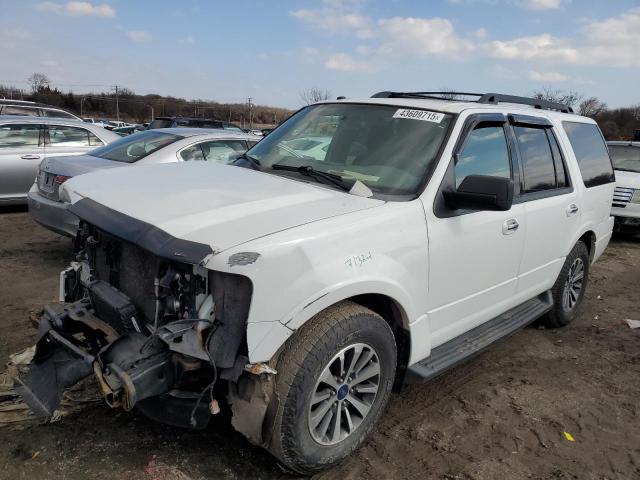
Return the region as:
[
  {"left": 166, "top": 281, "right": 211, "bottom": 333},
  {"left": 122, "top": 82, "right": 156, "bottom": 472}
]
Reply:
[{"left": 0, "top": 206, "right": 639, "bottom": 480}]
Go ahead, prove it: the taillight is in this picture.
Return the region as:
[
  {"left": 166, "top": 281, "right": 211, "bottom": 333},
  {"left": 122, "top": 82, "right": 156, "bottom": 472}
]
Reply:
[{"left": 54, "top": 175, "right": 71, "bottom": 184}]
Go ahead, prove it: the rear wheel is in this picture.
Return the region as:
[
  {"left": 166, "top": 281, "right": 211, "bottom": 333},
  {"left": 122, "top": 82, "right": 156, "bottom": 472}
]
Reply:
[
  {"left": 545, "top": 241, "right": 590, "bottom": 328},
  {"left": 267, "top": 301, "right": 396, "bottom": 474}
]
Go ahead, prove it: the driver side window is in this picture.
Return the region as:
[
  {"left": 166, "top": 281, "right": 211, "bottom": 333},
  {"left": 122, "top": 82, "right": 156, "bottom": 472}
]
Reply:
[{"left": 455, "top": 124, "right": 511, "bottom": 187}]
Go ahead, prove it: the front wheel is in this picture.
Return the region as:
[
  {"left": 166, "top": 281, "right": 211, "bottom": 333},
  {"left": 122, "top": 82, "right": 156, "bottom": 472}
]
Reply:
[
  {"left": 545, "top": 241, "right": 590, "bottom": 328},
  {"left": 267, "top": 301, "right": 396, "bottom": 474}
]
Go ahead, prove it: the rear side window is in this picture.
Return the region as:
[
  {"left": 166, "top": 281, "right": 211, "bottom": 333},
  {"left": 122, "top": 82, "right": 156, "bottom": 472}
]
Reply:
[
  {"left": 562, "top": 122, "right": 614, "bottom": 188},
  {"left": 3, "top": 106, "right": 37, "bottom": 116},
  {"left": 47, "top": 125, "right": 93, "bottom": 147},
  {"left": 454, "top": 124, "right": 511, "bottom": 187},
  {"left": 0, "top": 124, "right": 42, "bottom": 147},
  {"left": 514, "top": 126, "right": 558, "bottom": 192}
]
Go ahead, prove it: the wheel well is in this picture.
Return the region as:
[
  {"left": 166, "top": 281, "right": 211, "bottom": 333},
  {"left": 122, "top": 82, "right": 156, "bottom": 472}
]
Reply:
[
  {"left": 350, "top": 294, "right": 411, "bottom": 392},
  {"left": 578, "top": 231, "right": 596, "bottom": 262}
]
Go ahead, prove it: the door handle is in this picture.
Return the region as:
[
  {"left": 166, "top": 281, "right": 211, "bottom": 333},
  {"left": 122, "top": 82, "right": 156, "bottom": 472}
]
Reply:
[
  {"left": 21, "top": 154, "right": 41, "bottom": 160},
  {"left": 566, "top": 204, "right": 579, "bottom": 217},
  {"left": 502, "top": 218, "right": 519, "bottom": 235}
]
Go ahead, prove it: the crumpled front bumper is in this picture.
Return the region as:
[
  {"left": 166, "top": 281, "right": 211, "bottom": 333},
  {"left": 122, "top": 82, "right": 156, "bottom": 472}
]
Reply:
[{"left": 14, "top": 299, "right": 215, "bottom": 429}]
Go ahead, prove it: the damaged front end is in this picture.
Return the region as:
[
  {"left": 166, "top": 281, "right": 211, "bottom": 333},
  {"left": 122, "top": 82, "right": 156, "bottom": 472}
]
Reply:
[{"left": 16, "top": 206, "right": 262, "bottom": 431}]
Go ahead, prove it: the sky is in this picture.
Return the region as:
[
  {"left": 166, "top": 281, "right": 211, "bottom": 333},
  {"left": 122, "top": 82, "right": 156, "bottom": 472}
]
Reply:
[{"left": 0, "top": 0, "right": 639, "bottom": 108}]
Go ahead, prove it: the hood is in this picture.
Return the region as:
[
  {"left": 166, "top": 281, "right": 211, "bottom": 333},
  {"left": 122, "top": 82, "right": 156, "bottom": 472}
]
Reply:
[
  {"left": 63, "top": 162, "right": 384, "bottom": 252},
  {"left": 615, "top": 169, "right": 640, "bottom": 189},
  {"left": 43, "top": 154, "right": 126, "bottom": 177}
]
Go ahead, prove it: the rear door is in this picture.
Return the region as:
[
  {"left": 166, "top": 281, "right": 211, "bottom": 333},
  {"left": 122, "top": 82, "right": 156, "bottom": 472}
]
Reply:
[
  {"left": 509, "top": 115, "right": 580, "bottom": 299},
  {"left": 43, "top": 124, "right": 103, "bottom": 159},
  {"left": 0, "top": 123, "right": 45, "bottom": 200},
  {"left": 179, "top": 139, "right": 248, "bottom": 163}
]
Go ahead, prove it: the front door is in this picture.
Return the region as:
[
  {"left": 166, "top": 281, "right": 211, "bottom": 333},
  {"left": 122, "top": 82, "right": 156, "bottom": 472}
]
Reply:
[{"left": 425, "top": 114, "right": 527, "bottom": 348}]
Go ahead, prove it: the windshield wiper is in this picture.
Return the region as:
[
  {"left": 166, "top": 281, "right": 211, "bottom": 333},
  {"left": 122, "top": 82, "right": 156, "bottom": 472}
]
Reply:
[
  {"left": 272, "top": 164, "right": 351, "bottom": 192},
  {"left": 233, "top": 153, "right": 261, "bottom": 169}
]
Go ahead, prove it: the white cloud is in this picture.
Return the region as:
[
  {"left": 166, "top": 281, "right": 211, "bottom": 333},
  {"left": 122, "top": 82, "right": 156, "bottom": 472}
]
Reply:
[
  {"left": 519, "top": 0, "right": 565, "bottom": 10},
  {"left": 485, "top": 33, "right": 579, "bottom": 62},
  {"left": 472, "top": 27, "right": 488, "bottom": 39},
  {"left": 530, "top": 71, "right": 568, "bottom": 82},
  {"left": 127, "top": 31, "right": 151, "bottom": 42},
  {"left": 377, "top": 17, "right": 475, "bottom": 58},
  {"left": 325, "top": 53, "right": 377, "bottom": 72},
  {"left": 291, "top": 9, "right": 374, "bottom": 38},
  {"left": 36, "top": 1, "right": 115, "bottom": 18}
]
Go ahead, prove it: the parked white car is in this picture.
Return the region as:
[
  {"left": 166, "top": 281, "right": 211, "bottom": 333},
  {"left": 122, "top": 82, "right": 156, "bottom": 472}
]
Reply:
[
  {"left": 17, "top": 92, "right": 615, "bottom": 474},
  {"left": 609, "top": 141, "right": 640, "bottom": 229},
  {"left": 0, "top": 116, "right": 119, "bottom": 204},
  {"left": 28, "top": 128, "right": 261, "bottom": 236}
]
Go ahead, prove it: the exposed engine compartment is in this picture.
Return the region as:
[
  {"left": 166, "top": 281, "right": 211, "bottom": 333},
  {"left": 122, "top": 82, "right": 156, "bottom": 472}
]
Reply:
[{"left": 16, "top": 219, "right": 256, "bottom": 430}]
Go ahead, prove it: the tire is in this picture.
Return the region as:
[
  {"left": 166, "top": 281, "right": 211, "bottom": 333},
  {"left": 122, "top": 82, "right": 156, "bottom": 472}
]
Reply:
[
  {"left": 267, "top": 301, "right": 397, "bottom": 474},
  {"left": 545, "top": 241, "right": 590, "bottom": 328}
]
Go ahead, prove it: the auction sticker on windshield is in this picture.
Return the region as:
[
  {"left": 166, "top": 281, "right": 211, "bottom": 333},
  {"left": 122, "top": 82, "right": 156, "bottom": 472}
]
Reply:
[{"left": 393, "top": 109, "right": 444, "bottom": 123}]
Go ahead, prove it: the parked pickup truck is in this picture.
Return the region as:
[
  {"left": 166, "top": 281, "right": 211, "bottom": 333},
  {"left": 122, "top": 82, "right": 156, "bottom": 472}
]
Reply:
[{"left": 16, "top": 92, "right": 615, "bottom": 474}]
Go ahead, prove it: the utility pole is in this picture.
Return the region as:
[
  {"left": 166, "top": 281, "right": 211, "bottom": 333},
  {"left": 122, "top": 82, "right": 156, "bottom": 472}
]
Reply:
[
  {"left": 80, "top": 96, "right": 86, "bottom": 117},
  {"left": 247, "top": 97, "right": 253, "bottom": 129},
  {"left": 112, "top": 85, "right": 120, "bottom": 122}
]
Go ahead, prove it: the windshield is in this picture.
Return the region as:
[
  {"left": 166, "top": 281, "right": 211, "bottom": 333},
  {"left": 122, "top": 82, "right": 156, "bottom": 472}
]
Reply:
[
  {"left": 90, "top": 130, "right": 182, "bottom": 163},
  {"left": 609, "top": 145, "right": 640, "bottom": 173},
  {"left": 247, "top": 103, "right": 452, "bottom": 195}
]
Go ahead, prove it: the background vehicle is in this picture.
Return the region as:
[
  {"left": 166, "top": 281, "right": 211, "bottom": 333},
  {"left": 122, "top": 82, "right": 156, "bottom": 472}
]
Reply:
[
  {"left": 0, "top": 99, "right": 80, "bottom": 120},
  {"left": 28, "top": 128, "right": 260, "bottom": 236},
  {"left": 0, "top": 116, "right": 119, "bottom": 204},
  {"left": 609, "top": 141, "right": 640, "bottom": 229},
  {"left": 147, "top": 116, "right": 244, "bottom": 132},
  {"left": 17, "top": 92, "right": 615, "bottom": 474},
  {"left": 113, "top": 125, "right": 144, "bottom": 136}
]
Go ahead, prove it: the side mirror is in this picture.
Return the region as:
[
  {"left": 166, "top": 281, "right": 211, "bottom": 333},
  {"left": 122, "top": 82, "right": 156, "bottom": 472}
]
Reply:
[{"left": 443, "top": 175, "right": 514, "bottom": 211}]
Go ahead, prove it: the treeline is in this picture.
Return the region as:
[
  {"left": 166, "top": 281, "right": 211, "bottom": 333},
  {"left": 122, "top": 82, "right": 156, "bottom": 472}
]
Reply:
[{"left": 0, "top": 83, "right": 292, "bottom": 127}]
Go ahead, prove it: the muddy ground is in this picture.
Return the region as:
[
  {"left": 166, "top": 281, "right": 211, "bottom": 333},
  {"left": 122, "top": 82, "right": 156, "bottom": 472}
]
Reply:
[{"left": 0, "top": 206, "right": 638, "bottom": 480}]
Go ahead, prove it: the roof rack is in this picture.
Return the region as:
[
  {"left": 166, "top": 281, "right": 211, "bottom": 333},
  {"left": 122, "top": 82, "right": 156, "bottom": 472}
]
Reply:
[{"left": 371, "top": 91, "right": 574, "bottom": 114}]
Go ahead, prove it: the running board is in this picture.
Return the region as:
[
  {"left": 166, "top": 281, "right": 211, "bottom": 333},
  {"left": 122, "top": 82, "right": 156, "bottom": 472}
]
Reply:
[{"left": 409, "top": 292, "right": 552, "bottom": 381}]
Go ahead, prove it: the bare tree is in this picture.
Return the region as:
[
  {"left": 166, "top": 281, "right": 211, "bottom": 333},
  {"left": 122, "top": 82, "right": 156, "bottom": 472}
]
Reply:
[
  {"left": 300, "top": 87, "right": 331, "bottom": 105},
  {"left": 27, "top": 73, "right": 50, "bottom": 93},
  {"left": 578, "top": 97, "right": 607, "bottom": 117},
  {"left": 532, "top": 87, "right": 583, "bottom": 110}
]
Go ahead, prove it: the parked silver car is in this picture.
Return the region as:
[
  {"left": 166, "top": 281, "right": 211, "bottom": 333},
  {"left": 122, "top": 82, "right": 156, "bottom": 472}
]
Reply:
[
  {"left": 0, "top": 116, "right": 119, "bottom": 205},
  {"left": 28, "top": 128, "right": 261, "bottom": 236},
  {"left": 0, "top": 99, "right": 80, "bottom": 120}
]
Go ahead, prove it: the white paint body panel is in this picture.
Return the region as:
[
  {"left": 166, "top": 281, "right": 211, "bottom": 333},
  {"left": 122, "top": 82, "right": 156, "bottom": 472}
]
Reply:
[
  {"left": 62, "top": 99, "right": 615, "bottom": 366},
  {"left": 611, "top": 169, "right": 640, "bottom": 219}
]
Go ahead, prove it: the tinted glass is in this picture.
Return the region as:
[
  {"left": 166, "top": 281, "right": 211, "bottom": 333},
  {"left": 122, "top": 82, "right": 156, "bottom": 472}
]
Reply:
[
  {"left": 148, "top": 119, "right": 173, "bottom": 129},
  {"left": 90, "top": 130, "right": 181, "bottom": 163},
  {"left": 4, "top": 106, "right": 37, "bottom": 116},
  {"left": 455, "top": 125, "right": 511, "bottom": 187},
  {"left": 0, "top": 124, "right": 41, "bottom": 148},
  {"left": 547, "top": 130, "right": 567, "bottom": 188},
  {"left": 44, "top": 109, "right": 76, "bottom": 119},
  {"left": 47, "top": 125, "right": 91, "bottom": 147},
  {"left": 609, "top": 145, "right": 640, "bottom": 173},
  {"left": 202, "top": 140, "right": 247, "bottom": 163},
  {"left": 515, "top": 126, "right": 556, "bottom": 192},
  {"left": 249, "top": 103, "right": 452, "bottom": 195},
  {"left": 563, "top": 122, "right": 614, "bottom": 188}
]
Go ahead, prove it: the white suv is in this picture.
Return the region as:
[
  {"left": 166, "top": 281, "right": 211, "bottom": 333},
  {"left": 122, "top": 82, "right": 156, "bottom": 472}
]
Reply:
[
  {"left": 609, "top": 141, "right": 640, "bottom": 229},
  {"left": 16, "top": 92, "right": 615, "bottom": 474}
]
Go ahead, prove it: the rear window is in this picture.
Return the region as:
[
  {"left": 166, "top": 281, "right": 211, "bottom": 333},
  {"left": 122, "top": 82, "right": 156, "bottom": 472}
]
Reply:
[
  {"left": 89, "top": 130, "right": 182, "bottom": 163},
  {"left": 609, "top": 145, "right": 640, "bottom": 174},
  {"left": 562, "top": 122, "right": 614, "bottom": 188},
  {"left": 148, "top": 119, "right": 173, "bottom": 129}
]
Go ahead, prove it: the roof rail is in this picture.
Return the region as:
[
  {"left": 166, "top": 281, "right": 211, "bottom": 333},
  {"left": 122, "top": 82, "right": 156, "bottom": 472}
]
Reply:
[{"left": 371, "top": 91, "right": 574, "bottom": 114}]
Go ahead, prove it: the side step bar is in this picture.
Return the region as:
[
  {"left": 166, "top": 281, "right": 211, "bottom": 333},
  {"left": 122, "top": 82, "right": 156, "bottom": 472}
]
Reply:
[{"left": 409, "top": 292, "right": 553, "bottom": 381}]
